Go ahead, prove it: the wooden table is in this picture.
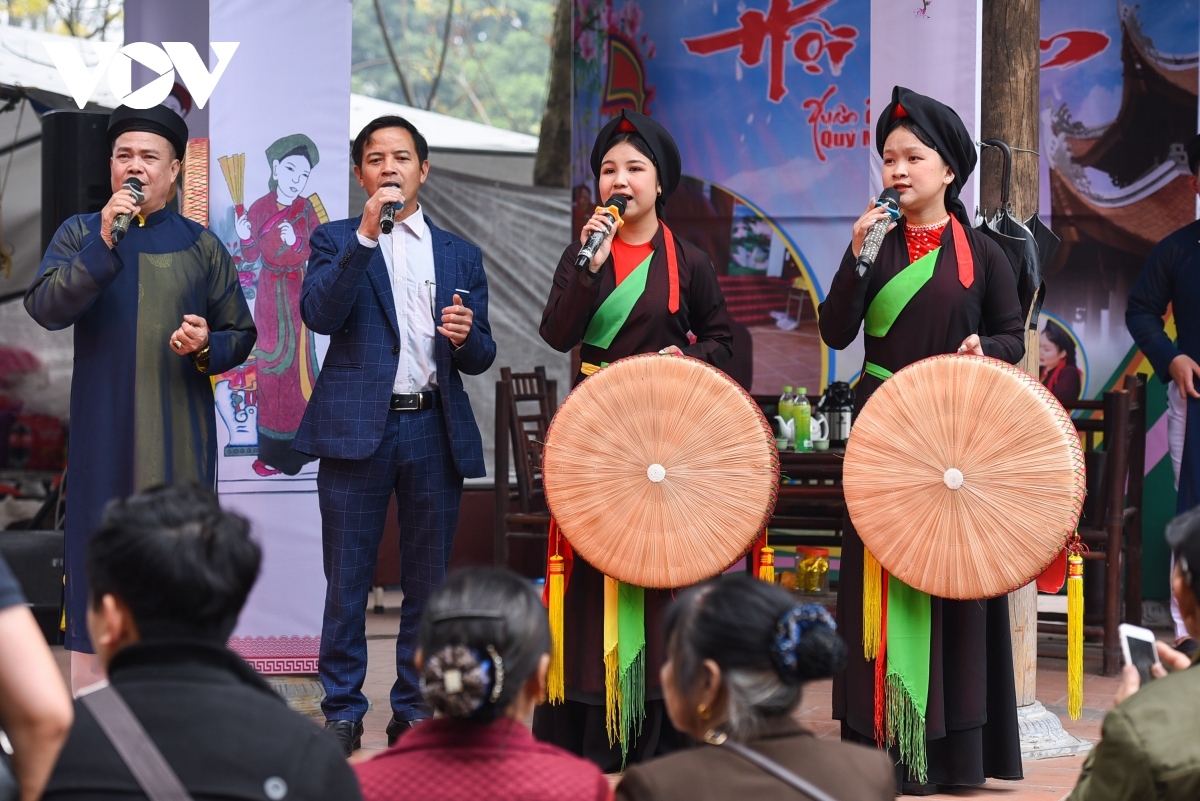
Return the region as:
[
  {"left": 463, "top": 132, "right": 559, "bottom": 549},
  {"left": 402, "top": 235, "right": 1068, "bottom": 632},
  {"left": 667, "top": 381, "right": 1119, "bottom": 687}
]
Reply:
[{"left": 772, "top": 448, "right": 846, "bottom": 528}]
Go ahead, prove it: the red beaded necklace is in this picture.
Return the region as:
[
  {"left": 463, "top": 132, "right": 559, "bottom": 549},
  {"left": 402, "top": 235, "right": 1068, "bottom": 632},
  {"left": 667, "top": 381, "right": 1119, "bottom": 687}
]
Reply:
[{"left": 905, "top": 215, "right": 950, "bottom": 264}]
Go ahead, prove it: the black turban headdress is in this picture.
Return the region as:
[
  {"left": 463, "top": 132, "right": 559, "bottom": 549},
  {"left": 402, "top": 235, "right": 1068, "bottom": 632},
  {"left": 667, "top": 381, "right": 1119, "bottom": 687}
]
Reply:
[
  {"left": 108, "top": 104, "right": 189, "bottom": 161},
  {"left": 875, "top": 86, "right": 976, "bottom": 224},
  {"left": 590, "top": 109, "right": 681, "bottom": 217}
]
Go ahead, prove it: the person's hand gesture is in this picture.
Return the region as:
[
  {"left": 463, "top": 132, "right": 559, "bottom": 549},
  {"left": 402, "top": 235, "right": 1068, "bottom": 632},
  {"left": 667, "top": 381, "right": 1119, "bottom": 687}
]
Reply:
[
  {"left": 1113, "top": 640, "right": 1193, "bottom": 706},
  {"left": 235, "top": 213, "right": 251, "bottom": 241},
  {"left": 439, "top": 294, "right": 474, "bottom": 346},
  {"left": 100, "top": 187, "right": 142, "bottom": 249},
  {"left": 1169, "top": 354, "right": 1200, "bottom": 400},
  {"left": 579, "top": 208, "right": 620, "bottom": 273},
  {"left": 851, "top": 198, "right": 896, "bottom": 259},
  {"left": 169, "top": 314, "right": 210, "bottom": 355},
  {"left": 279, "top": 221, "right": 296, "bottom": 247},
  {"left": 956, "top": 334, "right": 983, "bottom": 356},
  {"left": 358, "top": 185, "right": 405, "bottom": 241}
]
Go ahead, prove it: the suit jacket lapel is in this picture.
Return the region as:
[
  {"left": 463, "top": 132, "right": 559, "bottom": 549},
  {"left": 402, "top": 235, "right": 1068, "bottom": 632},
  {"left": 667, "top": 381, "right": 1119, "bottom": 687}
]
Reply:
[
  {"left": 429, "top": 216, "right": 455, "bottom": 366},
  {"left": 355, "top": 217, "right": 401, "bottom": 341}
]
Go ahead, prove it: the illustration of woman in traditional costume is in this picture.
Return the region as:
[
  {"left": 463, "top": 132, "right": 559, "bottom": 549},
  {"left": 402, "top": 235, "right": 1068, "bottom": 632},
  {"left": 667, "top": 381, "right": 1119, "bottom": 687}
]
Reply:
[{"left": 234, "top": 134, "right": 323, "bottom": 476}]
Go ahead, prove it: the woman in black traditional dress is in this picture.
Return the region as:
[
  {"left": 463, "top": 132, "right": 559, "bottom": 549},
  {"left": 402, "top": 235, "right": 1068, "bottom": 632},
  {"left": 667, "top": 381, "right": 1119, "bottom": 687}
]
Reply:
[
  {"left": 819, "top": 86, "right": 1025, "bottom": 795},
  {"left": 534, "top": 109, "right": 733, "bottom": 772}
]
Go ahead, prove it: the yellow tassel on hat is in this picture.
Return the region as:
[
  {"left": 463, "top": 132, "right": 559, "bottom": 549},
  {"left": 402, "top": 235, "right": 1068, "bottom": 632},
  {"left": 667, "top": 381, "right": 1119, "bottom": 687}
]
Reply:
[
  {"left": 1067, "top": 552, "right": 1084, "bottom": 720},
  {"left": 547, "top": 554, "right": 565, "bottom": 704},
  {"left": 863, "top": 547, "right": 882, "bottom": 661},
  {"left": 758, "top": 545, "right": 775, "bottom": 584}
]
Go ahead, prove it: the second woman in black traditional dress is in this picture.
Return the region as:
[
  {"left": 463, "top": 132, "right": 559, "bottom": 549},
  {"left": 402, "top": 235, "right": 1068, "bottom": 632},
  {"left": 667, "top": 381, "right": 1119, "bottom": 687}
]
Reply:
[
  {"left": 534, "top": 109, "right": 733, "bottom": 771},
  {"left": 819, "top": 86, "right": 1025, "bottom": 795}
]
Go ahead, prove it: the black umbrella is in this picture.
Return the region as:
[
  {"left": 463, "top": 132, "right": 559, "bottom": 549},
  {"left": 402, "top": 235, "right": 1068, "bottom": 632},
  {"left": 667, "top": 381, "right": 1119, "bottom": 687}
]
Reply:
[{"left": 976, "top": 139, "right": 1059, "bottom": 332}]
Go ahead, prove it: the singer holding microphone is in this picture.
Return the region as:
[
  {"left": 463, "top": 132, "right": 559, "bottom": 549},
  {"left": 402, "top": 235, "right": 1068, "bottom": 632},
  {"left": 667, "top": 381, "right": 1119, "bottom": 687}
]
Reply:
[
  {"left": 295, "top": 115, "right": 495, "bottom": 756},
  {"left": 818, "top": 87, "right": 1025, "bottom": 794},
  {"left": 24, "top": 104, "right": 256, "bottom": 689},
  {"left": 536, "top": 109, "right": 733, "bottom": 771}
]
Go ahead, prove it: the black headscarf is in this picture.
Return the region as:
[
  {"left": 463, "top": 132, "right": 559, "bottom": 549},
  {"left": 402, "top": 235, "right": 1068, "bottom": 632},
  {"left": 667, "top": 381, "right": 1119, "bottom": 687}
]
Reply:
[
  {"left": 590, "top": 109, "right": 681, "bottom": 217},
  {"left": 875, "top": 86, "right": 976, "bottom": 224},
  {"left": 108, "top": 104, "right": 189, "bottom": 161}
]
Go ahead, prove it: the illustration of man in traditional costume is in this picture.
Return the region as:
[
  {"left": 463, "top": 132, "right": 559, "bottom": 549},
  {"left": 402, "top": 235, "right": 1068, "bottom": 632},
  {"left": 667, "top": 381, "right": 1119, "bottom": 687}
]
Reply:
[{"left": 233, "top": 134, "right": 325, "bottom": 476}]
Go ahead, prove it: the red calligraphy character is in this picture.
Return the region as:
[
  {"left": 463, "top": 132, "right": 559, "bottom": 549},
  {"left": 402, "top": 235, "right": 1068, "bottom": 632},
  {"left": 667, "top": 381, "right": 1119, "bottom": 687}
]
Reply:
[{"left": 683, "top": 0, "right": 838, "bottom": 102}]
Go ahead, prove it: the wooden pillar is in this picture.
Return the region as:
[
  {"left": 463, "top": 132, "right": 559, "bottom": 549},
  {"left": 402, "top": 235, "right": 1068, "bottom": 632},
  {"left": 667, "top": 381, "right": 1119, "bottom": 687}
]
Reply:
[
  {"left": 981, "top": 0, "right": 1040, "bottom": 709},
  {"left": 981, "top": 0, "right": 1040, "bottom": 222}
]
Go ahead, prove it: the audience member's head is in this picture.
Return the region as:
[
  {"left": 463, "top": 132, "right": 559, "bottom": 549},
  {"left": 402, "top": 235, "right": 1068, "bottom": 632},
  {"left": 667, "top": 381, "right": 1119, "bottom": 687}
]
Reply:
[
  {"left": 86, "top": 483, "right": 261, "bottom": 664},
  {"left": 662, "top": 574, "right": 846, "bottom": 742},
  {"left": 416, "top": 567, "right": 550, "bottom": 724},
  {"left": 1167, "top": 506, "right": 1200, "bottom": 640}
]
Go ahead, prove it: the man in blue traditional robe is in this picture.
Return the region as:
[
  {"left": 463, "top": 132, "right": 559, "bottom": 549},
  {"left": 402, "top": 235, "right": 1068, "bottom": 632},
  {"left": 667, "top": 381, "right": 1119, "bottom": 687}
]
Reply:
[{"left": 25, "top": 105, "right": 256, "bottom": 688}]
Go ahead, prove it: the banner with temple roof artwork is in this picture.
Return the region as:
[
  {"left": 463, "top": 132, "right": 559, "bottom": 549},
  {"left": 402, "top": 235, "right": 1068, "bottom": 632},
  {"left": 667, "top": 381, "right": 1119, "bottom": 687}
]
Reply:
[{"left": 1039, "top": 0, "right": 1198, "bottom": 600}]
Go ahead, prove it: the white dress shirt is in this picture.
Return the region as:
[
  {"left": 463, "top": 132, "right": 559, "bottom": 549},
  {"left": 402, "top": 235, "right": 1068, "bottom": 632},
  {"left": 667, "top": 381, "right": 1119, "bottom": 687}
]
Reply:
[{"left": 356, "top": 205, "right": 438, "bottom": 392}]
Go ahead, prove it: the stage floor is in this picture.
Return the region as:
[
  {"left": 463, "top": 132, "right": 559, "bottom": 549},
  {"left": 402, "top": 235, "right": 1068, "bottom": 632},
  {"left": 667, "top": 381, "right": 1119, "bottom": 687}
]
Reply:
[{"left": 51, "top": 589, "right": 1123, "bottom": 800}]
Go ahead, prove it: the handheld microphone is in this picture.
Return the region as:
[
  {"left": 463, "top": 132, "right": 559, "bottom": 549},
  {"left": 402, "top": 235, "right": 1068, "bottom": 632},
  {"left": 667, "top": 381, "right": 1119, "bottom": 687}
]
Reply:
[
  {"left": 380, "top": 182, "right": 402, "bottom": 234},
  {"left": 110, "top": 177, "right": 145, "bottom": 246},
  {"left": 855, "top": 187, "right": 902, "bottom": 277},
  {"left": 575, "top": 195, "right": 628, "bottom": 270}
]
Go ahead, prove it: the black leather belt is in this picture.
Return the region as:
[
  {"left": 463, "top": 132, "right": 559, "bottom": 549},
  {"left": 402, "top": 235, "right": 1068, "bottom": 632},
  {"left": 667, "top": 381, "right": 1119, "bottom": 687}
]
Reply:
[{"left": 390, "top": 390, "right": 439, "bottom": 411}]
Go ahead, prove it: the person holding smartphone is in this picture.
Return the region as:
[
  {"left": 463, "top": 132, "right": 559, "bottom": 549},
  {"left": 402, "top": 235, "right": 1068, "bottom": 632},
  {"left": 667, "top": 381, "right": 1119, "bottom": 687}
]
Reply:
[
  {"left": 1069, "top": 506, "right": 1200, "bottom": 800},
  {"left": 1126, "top": 133, "right": 1200, "bottom": 658}
]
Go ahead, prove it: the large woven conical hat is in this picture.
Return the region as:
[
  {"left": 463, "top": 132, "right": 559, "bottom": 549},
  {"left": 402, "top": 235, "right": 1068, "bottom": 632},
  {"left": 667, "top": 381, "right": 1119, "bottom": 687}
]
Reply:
[
  {"left": 542, "top": 354, "right": 779, "bottom": 588},
  {"left": 844, "top": 354, "right": 1085, "bottom": 600}
]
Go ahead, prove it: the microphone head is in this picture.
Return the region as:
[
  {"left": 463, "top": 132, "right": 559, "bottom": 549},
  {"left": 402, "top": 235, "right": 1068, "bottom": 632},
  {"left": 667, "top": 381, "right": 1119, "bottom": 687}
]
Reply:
[
  {"left": 603, "top": 195, "right": 628, "bottom": 217},
  {"left": 878, "top": 187, "right": 901, "bottom": 210},
  {"left": 383, "top": 182, "right": 400, "bottom": 189},
  {"left": 122, "top": 176, "right": 145, "bottom": 203}
]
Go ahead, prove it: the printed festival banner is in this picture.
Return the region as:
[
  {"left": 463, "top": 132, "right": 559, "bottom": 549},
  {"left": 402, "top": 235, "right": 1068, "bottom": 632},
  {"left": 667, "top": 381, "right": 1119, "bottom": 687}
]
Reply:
[
  {"left": 573, "top": 0, "right": 873, "bottom": 395},
  {"left": 206, "top": 0, "right": 351, "bottom": 672},
  {"left": 572, "top": 0, "right": 988, "bottom": 394},
  {"left": 1039, "top": 0, "right": 1198, "bottom": 599}
]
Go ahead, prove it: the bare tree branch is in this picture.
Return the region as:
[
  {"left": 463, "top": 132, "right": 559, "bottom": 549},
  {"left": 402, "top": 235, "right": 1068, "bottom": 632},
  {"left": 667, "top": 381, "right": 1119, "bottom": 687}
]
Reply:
[
  {"left": 372, "top": 0, "right": 414, "bottom": 106},
  {"left": 424, "top": 0, "right": 455, "bottom": 110},
  {"left": 456, "top": 72, "right": 491, "bottom": 126},
  {"left": 352, "top": 57, "right": 394, "bottom": 74}
]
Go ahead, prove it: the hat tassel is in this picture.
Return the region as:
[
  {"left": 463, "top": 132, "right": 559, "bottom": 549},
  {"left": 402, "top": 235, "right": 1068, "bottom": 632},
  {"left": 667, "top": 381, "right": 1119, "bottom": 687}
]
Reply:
[{"left": 1067, "top": 546, "right": 1084, "bottom": 720}]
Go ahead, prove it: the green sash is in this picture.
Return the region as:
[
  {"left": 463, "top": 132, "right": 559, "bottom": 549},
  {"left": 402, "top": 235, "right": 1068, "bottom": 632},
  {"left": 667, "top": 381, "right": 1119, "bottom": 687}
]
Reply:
[
  {"left": 885, "top": 576, "right": 931, "bottom": 782},
  {"left": 863, "top": 246, "right": 939, "bottom": 782},
  {"left": 582, "top": 252, "right": 653, "bottom": 349},
  {"left": 864, "top": 246, "right": 940, "bottom": 338}
]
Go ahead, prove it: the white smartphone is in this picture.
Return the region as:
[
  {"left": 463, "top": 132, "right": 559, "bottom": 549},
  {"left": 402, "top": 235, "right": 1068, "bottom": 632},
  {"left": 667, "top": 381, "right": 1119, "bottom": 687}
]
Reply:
[{"left": 1119, "top": 623, "right": 1162, "bottom": 686}]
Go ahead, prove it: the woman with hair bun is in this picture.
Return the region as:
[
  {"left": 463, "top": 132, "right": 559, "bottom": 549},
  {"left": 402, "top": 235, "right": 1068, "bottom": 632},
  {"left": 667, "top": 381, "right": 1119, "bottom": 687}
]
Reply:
[
  {"left": 616, "top": 575, "right": 893, "bottom": 801},
  {"left": 354, "top": 567, "right": 611, "bottom": 801}
]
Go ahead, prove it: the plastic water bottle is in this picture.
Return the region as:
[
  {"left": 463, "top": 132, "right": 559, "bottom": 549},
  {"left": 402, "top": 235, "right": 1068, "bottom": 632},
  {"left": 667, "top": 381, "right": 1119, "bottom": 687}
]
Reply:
[
  {"left": 795, "top": 387, "right": 812, "bottom": 452},
  {"left": 779, "top": 387, "right": 795, "bottom": 450}
]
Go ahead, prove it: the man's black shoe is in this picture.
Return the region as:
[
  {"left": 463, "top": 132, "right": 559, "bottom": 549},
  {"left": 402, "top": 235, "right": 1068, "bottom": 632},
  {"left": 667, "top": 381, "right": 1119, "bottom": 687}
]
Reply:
[
  {"left": 324, "top": 719, "right": 363, "bottom": 757},
  {"left": 385, "top": 715, "right": 423, "bottom": 747}
]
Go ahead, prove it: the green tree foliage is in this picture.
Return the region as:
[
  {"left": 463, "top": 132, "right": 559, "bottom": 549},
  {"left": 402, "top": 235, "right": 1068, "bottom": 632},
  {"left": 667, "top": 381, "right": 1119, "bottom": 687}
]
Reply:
[{"left": 352, "top": 0, "right": 554, "bottom": 135}]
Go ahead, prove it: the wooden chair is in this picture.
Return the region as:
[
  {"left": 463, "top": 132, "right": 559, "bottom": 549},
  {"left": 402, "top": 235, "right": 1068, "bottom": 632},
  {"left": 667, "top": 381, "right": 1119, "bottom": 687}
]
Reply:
[
  {"left": 1039, "top": 384, "right": 1143, "bottom": 675},
  {"left": 493, "top": 367, "right": 557, "bottom": 568},
  {"left": 1121, "top": 374, "right": 1147, "bottom": 627}
]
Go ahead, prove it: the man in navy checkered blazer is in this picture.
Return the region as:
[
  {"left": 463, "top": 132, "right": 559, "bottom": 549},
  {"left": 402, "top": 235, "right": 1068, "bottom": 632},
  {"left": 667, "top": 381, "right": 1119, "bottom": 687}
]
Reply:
[{"left": 293, "top": 116, "right": 496, "bottom": 756}]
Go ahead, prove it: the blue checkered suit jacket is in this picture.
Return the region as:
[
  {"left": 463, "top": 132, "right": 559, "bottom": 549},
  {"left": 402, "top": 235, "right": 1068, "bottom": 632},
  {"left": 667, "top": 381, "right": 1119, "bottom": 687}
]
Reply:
[{"left": 293, "top": 214, "right": 495, "bottom": 478}]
